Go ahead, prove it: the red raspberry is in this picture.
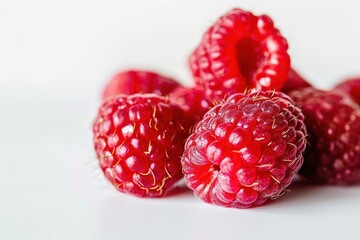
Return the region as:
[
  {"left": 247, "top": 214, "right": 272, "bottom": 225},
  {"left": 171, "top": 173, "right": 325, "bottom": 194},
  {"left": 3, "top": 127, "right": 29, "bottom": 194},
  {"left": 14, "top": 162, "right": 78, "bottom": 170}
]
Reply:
[
  {"left": 170, "top": 87, "right": 213, "bottom": 131},
  {"left": 335, "top": 77, "right": 360, "bottom": 105},
  {"left": 281, "top": 68, "right": 312, "bottom": 94},
  {"left": 189, "top": 8, "right": 290, "bottom": 101},
  {"left": 181, "top": 91, "right": 307, "bottom": 208},
  {"left": 289, "top": 88, "right": 360, "bottom": 184},
  {"left": 102, "top": 70, "right": 180, "bottom": 100},
  {"left": 93, "top": 94, "right": 188, "bottom": 197}
]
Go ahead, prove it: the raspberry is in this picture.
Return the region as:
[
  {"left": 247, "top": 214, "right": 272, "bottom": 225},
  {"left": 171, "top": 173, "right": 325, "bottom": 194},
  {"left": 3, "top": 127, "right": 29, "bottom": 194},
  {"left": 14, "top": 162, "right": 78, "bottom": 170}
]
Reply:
[
  {"left": 281, "top": 68, "right": 312, "bottom": 94},
  {"left": 170, "top": 87, "right": 213, "bottom": 131},
  {"left": 289, "top": 88, "right": 360, "bottom": 184},
  {"left": 181, "top": 91, "right": 307, "bottom": 208},
  {"left": 102, "top": 70, "right": 180, "bottom": 100},
  {"left": 189, "top": 8, "right": 290, "bottom": 101},
  {"left": 93, "top": 94, "right": 188, "bottom": 197},
  {"left": 335, "top": 77, "right": 360, "bottom": 105}
]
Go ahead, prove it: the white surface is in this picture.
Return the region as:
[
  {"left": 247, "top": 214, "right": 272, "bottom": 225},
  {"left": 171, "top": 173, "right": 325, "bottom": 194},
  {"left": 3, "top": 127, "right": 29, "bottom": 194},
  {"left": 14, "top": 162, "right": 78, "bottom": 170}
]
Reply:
[{"left": 1, "top": 1, "right": 360, "bottom": 239}]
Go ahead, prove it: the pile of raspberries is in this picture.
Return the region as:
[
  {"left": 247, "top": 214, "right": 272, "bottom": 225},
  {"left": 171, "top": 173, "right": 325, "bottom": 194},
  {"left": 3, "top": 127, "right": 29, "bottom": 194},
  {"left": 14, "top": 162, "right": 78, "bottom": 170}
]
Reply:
[{"left": 93, "top": 8, "right": 360, "bottom": 208}]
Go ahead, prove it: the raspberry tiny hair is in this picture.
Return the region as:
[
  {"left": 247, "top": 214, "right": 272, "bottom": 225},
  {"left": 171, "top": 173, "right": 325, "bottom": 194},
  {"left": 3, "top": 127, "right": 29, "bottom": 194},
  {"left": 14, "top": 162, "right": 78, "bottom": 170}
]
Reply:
[
  {"left": 102, "top": 70, "right": 180, "bottom": 100},
  {"left": 289, "top": 88, "right": 360, "bottom": 184},
  {"left": 335, "top": 77, "right": 360, "bottom": 105},
  {"left": 93, "top": 94, "right": 188, "bottom": 197},
  {"left": 181, "top": 91, "right": 307, "bottom": 208},
  {"left": 189, "top": 8, "right": 290, "bottom": 101}
]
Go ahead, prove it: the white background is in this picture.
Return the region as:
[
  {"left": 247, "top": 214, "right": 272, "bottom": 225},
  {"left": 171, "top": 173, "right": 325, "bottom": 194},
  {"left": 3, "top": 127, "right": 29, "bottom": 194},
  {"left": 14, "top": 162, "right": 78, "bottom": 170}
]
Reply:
[{"left": 1, "top": 0, "right": 360, "bottom": 239}]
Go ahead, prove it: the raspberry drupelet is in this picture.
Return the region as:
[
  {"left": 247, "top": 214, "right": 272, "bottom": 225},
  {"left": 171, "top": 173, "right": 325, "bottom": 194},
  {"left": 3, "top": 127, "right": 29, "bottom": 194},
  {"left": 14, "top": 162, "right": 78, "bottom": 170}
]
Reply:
[
  {"left": 335, "top": 77, "right": 360, "bottom": 105},
  {"left": 93, "top": 94, "right": 188, "bottom": 197},
  {"left": 170, "top": 86, "right": 213, "bottom": 132},
  {"left": 281, "top": 68, "right": 312, "bottom": 94},
  {"left": 181, "top": 91, "right": 307, "bottom": 208},
  {"left": 102, "top": 70, "right": 180, "bottom": 100}
]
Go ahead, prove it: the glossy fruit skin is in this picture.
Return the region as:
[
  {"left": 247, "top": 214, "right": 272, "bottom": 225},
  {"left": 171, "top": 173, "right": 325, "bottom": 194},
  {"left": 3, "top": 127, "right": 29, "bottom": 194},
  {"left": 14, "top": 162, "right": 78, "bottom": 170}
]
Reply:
[
  {"left": 335, "top": 77, "right": 360, "bottom": 105},
  {"left": 102, "top": 70, "right": 180, "bottom": 100},
  {"left": 290, "top": 88, "right": 360, "bottom": 184},
  {"left": 281, "top": 68, "right": 312, "bottom": 94},
  {"left": 170, "top": 87, "right": 213, "bottom": 132},
  {"left": 189, "top": 8, "right": 290, "bottom": 101},
  {"left": 93, "top": 94, "right": 188, "bottom": 197},
  {"left": 181, "top": 91, "right": 307, "bottom": 208}
]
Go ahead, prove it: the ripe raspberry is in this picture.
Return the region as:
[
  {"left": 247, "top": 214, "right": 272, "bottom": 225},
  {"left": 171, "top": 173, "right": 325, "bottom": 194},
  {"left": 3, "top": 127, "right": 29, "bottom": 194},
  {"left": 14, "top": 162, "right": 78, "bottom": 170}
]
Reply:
[
  {"left": 170, "top": 87, "right": 213, "bottom": 132},
  {"left": 289, "top": 88, "right": 360, "bottom": 184},
  {"left": 281, "top": 68, "right": 312, "bottom": 94},
  {"left": 335, "top": 77, "right": 360, "bottom": 105},
  {"left": 93, "top": 94, "right": 188, "bottom": 197},
  {"left": 102, "top": 70, "right": 180, "bottom": 100},
  {"left": 181, "top": 91, "right": 307, "bottom": 208},
  {"left": 189, "top": 8, "right": 290, "bottom": 101}
]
